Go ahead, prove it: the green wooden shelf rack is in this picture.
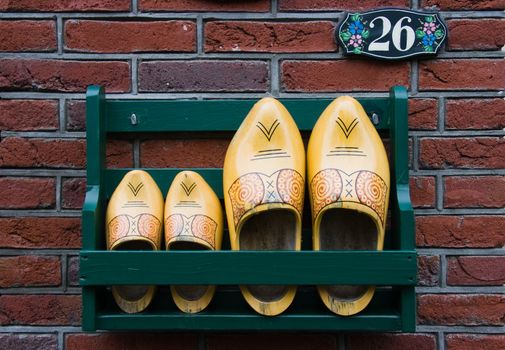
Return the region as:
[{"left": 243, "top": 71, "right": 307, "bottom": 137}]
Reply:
[{"left": 80, "top": 85, "right": 416, "bottom": 332}]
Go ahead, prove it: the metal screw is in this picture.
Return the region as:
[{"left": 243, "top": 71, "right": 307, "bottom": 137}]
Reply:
[
  {"left": 370, "top": 113, "right": 379, "bottom": 125},
  {"left": 130, "top": 113, "right": 138, "bottom": 125}
]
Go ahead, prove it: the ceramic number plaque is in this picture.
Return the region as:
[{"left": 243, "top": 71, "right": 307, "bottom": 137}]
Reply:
[{"left": 338, "top": 8, "right": 447, "bottom": 60}]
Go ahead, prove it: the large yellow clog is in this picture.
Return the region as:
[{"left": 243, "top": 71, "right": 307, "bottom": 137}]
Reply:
[
  {"left": 164, "top": 170, "right": 223, "bottom": 313},
  {"left": 223, "top": 97, "right": 305, "bottom": 316},
  {"left": 105, "top": 170, "right": 164, "bottom": 313},
  {"left": 307, "top": 96, "right": 390, "bottom": 316}
]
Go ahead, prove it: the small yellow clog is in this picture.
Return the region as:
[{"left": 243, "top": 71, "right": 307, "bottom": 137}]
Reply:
[
  {"left": 105, "top": 170, "right": 164, "bottom": 313},
  {"left": 223, "top": 97, "right": 305, "bottom": 316},
  {"left": 307, "top": 96, "right": 390, "bottom": 316},
  {"left": 164, "top": 171, "right": 223, "bottom": 313}
]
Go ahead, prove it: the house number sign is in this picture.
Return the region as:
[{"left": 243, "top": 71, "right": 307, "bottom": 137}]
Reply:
[{"left": 338, "top": 8, "right": 447, "bottom": 60}]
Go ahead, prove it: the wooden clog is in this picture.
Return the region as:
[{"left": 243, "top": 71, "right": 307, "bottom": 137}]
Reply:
[
  {"left": 164, "top": 171, "right": 223, "bottom": 313},
  {"left": 106, "top": 170, "right": 164, "bottom": 313},
  {"left": 223, "top": 97, "right": 305, "bottom": 316},
  {"left": 307, "top": 96, "right": 390, "bottom": 316}
]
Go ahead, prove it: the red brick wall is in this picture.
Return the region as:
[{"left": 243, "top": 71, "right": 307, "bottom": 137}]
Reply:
[{"left": 1, "top": 1, "right": 504, "bottom": 349}]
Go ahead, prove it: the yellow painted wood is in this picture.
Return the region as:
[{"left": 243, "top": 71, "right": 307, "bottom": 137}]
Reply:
[
  {"left": 223, "top": 97, "right": 305, "bottom": 316},
  {"left": 164, "top": 171, "right": 223, "bottom": 313},
  {"left": 308, "top": 96, "right": 390, "bottom": 316},
  {"left": 106, "top": 170, "right": 164, "bottom": 313}
]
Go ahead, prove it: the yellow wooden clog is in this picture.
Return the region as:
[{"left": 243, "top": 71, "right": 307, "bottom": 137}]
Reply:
[
  {"left": 164, "top": 171, "right": 223, "bottom": 313},
  {"left": 223, "top": 97, "right": 305, "bottom": 316},
  {"left": 105, "top": 170, "right": 164, "bottom": 313},
  {"left": 307, "top": 96, "right": 390, "bottom": 316}
]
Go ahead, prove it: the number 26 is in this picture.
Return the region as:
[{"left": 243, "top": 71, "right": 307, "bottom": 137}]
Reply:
[{"left": 368, "top": 16, "right": 415, "bottom": 52}]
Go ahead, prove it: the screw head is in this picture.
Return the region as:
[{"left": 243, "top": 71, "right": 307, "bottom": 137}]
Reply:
[{"left": 130, "top": 113, "right": 138, "bottom": 125}]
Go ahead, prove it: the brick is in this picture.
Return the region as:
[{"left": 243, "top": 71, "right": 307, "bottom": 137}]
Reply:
[
  {"left": 418, "top": 294, "right": 505, "bottom": 326},
  {"left": 446, "top": 99, "right": 505, "bottom": 130},
  {"left": 139, "top": 0, "right": 270, "bottom": 12},
  {"left": 65, "top": 20, "right": 196, "bottom": 53},
  {"left": 0, "top": 20, "right": 56, "bottom": 52},
  {"left": 205, "top": 21, "right": 337, "bottom": 53},
  {"left": 410, "top": 176, "right": 436, "bottom": 208},
  {"left": 418, "top": 255, "right": 439, "bottom": 287},
  {"left": 0, "top": 0, "right": 130, "bottom": 11},
  {"left": 279, "top": 0, "right": 409, "bottom": 11},
  {"left": 0, "top": 217, "right": 81, "bottom": 249},
  {"left": 421, "top": 0, "right": 505, "bottom": 10},
  {"left": 207, "top": 334, "right": 336, "bottom": 350},
  {"left": 446, "top": 334, "right": 505, "bottom": 350},
  {"left": 281, "top": 60, "right": 410, "bottom": 92},
  {"left": 416, "top": 215, "right": 505, "bottom": 248},
  {"left": 139, "top": 61, "right": 268, "bottom": 92},
  {"left": 0, "top": 137, "right": 86, "bottom": 169},
  {"left": 0, "top": 334, "right": 57, "bottom": 350},
  {"left": 347, "top": 333, "right": 436, "bottom": 350},
  {"left": 106, "top": 139, "right": 133, "bottom": 168},
  {"left": 408, "top": 99, "right": 437, "bottom": 130},
  {"left": 0, "top": 99, "right": 58, "bottom": 131},
  {"left": 66, "top": 333, "right": 198, "bottom": 350},
  {"left": 66, "top": 100, "right": 85, "bottom": 131},
  {"left": 447, "top": 256, "right": 505, "bottom": 286},
  {"left": 419, "top": 59, "right": 505, "bottom": 91},
  {"left": 0, "top": 256, "right": 61, "bottom": 288},
  {"left": 447, "top": 19, "right": 505, "bottom": 51},
  {"left": 444, "top": 176, "right": 505, "bottom": 208},
  {"left": 0, "top": 177, "right": 55, "bottom": 209},
  {"left": 420, "top": 137, "right": 505, "bottom": 169},
  {"left": 0, "top": 59, "right": 130, "bottom": 93},
  {"left": 141, "top": 139, "right": 229, "bottom": 168},
  {"left": 0, "top": 295, "right": 81, "bottom": 326},
  {"left": 68, "top": 256, "right": 79, "bottom": 286},
  {"left": 62, "top": 178, "right": 86, "bottom": 209}
]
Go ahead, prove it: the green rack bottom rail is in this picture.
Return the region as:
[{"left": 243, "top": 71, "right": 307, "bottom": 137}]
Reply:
[{"left": 80, "top": 85, "right": 417, "bottom": 332}]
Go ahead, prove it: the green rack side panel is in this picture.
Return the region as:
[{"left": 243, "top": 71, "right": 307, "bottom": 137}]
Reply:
[{"left": 81, "top": 85, "right": 416, "bottom": 332}]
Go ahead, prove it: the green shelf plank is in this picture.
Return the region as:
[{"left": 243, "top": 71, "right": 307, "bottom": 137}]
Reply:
[
  {"left": 105, "top": 98, "right": 389, "bottom": 133},
  {"left": 93, "top": 288, "right": 403, "bottom": 331},
  {"left": 95, "top": 312, "right": 401, "bottom": 331},
  {"left": 80, "top": 250, "right": 417, "bottom": 286}
]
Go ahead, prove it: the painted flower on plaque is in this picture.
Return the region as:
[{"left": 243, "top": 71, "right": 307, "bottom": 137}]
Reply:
[
  {"left": 349, "top": 34, "right": 363, "bottom": 48},
  {"left": 349, "top": 20, "right": 364, "bottom": 35},
  {"left": 416, "top": 16, "right": 445, "bottom": 52},
  {"left": 340, "top": 14, "right": 370, "bottom": 54}
]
